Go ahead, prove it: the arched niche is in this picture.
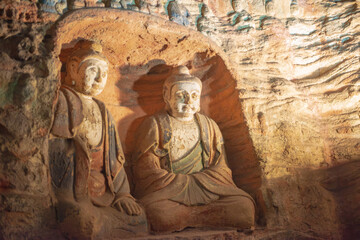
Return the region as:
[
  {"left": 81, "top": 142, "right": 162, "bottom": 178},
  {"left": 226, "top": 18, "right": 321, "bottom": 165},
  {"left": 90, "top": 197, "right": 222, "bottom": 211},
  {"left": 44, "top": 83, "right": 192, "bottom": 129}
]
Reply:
[{"left": 50, "top": 8, "right": 262, "bottom": 207}]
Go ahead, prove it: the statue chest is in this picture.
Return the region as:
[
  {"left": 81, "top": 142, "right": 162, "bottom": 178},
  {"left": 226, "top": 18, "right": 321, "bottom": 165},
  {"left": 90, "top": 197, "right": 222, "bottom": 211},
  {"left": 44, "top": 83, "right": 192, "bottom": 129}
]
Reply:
[
  {"left": 169, "top": 118, "right": 200, "bottom": 161},
  {"left": 78, "top": 98, "right": 103, "bottom": 148}
]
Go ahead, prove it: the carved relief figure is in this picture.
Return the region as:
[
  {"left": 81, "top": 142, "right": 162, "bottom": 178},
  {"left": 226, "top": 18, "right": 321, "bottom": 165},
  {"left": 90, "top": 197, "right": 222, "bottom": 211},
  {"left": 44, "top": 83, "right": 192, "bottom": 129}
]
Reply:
[
  {"left": 196, "top": 3, "right": 211, "bottom": 33},
  {"left": 134, "top": 0, "right": 151, "bottom": 14},
  {"left": 167, "top": 0, "right": 190, "bottom": 26},
  {"left": 107, "top": 0, "right": 128, "bottom": 9},
  {"left": 49, "top": 40, "right": 146, "bottom": 238},
  {"left": 39, "top": 0, "right": 67, "bottom": 14},
  {"left": 196, "top": 4, "right": 222, "bottom": 49},
  {"left": 229, "top": 0, "right": 255, "bottom": 32},
  {"left": 290, "top": 0, "right": 299, "bottom": 15},
  {"left": 67, "top": 0, "right": 104, "bottom": 10},
  {"left": 132, "top": 66, "right": 255, "bottom": 233},
  {"left": 265, "top": 0, "right": 274, "bottom": 14}
]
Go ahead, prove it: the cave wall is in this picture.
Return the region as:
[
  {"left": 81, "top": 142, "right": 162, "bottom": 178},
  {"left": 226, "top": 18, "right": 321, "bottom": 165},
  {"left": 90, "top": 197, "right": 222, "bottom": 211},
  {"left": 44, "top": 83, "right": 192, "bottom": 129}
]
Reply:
[
  {"left": 0, "top": 2, "right": 59, "bottom": 238},
  {"left": 0, "top": 0, "right": 359, "bottom": 239}
]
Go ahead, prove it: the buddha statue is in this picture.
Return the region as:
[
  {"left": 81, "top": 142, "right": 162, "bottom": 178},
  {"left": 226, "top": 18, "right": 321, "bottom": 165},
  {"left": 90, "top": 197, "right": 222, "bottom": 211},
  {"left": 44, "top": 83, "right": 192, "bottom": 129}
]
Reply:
[
  {"left": 167, "top": 0, "right": 190, "bottom": 26},
  {"left": 132, "top": 66, "right": 255, "bottom": 233},
  {"left": 38, "top": 0, "right": 66, "bottom": 14},
  {"left": 49, "top": 40, "right": 147, "bottom": 238},
  {"left": 196, "top": 4, "right": 211, "bottom": 33},
  {"left": 229, "top": 0, "right": 254, "bottom": 30},
  {"left": 67, "top": 0, "right": 104, "bottom": 10}
]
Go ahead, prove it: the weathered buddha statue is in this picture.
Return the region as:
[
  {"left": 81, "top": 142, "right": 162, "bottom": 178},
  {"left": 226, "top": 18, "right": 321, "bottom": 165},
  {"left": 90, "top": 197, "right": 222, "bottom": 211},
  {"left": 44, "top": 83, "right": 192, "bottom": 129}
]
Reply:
[
  {"left": 67, "top": 0, "right": 104, "bottom": 10},
  {"left": 167, "top": 0, "right": 190, "bottom": 26},
  {"left": 132, "top": 66, "right": 255, "bottom": 233},
  {"left": 49, "top": 40, "right": 146, "bottom": 238},
  {"left": 196, "top": 4, "right": 211, "bottom": 33}
]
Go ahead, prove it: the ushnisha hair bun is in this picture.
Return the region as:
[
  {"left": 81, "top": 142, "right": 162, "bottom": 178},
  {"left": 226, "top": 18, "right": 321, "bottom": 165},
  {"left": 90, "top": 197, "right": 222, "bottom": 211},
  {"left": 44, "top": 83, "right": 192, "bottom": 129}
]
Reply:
[
  {"left": 163, "top": 65, "right": 202, "bottom": 98},
  {"left": 64, "top": 40, "right": 108, "bottom": 86}
]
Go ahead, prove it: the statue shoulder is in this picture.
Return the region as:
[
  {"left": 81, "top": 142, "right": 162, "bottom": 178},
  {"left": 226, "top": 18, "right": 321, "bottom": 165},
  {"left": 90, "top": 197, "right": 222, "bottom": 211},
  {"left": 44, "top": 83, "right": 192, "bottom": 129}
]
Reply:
[
  {"left": 136, "top": 113, "right": 165, "bottom": 145},
  {"left": 51, "top": 87, "right": 84, "bottom": 138},
  {"left": 139, "top": 114, "right": 160, "bottom": 131},
  {"left": 195, "top": 113, "right": 223, "bottom": 143},
  {"left": 196, "top": 113, "right": 219, "bottom": 129},
  {"left": 140, "top": 111, "right": 171, "bottom": 131},
  {"left": 133, "top": 113, "right": 165, "bottom": 161}
]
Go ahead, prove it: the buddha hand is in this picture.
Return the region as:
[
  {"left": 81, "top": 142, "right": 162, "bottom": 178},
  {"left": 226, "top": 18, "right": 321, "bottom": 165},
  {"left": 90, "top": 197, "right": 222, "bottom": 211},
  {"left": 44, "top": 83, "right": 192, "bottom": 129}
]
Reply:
[{"left": 115, "top": 196, "right": 142, "bottom": 216}]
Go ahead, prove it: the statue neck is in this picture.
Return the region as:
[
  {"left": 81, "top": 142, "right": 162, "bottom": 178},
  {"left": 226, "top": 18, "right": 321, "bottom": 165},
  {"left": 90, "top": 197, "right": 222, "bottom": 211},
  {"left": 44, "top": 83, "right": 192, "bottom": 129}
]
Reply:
[
  {"left": 167, "top": 111, "right": 195, "bottom": 122},
  {"left": 77, "top": 92, "right": 94, "bottom": 101}
]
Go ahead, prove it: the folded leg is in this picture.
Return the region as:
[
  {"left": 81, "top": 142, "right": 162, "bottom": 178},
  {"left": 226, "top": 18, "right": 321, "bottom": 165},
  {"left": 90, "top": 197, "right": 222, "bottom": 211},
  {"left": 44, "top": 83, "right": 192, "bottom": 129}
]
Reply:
[
  {"left": 193, "top": 195, "right": 255, "bottom": 229},
  {"left": 145, "top": 195, "right": 255, "bottom": 233}
]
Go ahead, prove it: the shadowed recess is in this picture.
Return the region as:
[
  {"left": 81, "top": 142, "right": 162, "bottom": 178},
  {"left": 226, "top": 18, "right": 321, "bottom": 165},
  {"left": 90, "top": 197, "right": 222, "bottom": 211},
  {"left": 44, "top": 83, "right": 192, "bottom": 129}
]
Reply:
[{"left": 51, "top": 8, "right": 264, "bottom": 220}]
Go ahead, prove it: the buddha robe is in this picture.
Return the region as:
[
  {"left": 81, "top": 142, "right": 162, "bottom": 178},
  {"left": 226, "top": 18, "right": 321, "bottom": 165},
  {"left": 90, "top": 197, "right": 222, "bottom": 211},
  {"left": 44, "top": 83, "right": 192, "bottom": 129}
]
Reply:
[
  {"left": 50, "top": 86, "right": 131, "bottom": 206},
  {"left": 49, "top": 86, "right": 147, "bottom": 238},
  {"left": 132, "top": 111, "right": 255, "bottom": 232}
]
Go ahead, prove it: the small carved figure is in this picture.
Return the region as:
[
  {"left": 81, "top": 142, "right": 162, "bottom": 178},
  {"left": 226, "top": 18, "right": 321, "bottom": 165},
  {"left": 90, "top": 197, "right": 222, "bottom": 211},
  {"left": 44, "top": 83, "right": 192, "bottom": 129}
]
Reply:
[
  {"left": 134, "top": 0, "right": 150, "bottom": 13},
  {"left": 67, "top": 0, "right": 84, "bottom": 10},
  {"left": 196, "top": 4, "right": 222, "bottom": 45},
  {"left": 167, "top": 0, "right": 190, "bottom": 26},
  {"left": 49, "top": 40, "right": 146, "bottom": 238},
  {"left": 132, "top": 66, "right": 255, "bottom": 233},
  {"left": 290, "top": 0, "right": 299, "bottom": 15},
  {"left": 108, "top": 0, "right": 128, "bottom": 9},
  {"left": 228, "top": 0, "right": 255, "bottom": 32},
  {"left": 265, "top": 0, "right": 274, "bottom": 14},
  {"left": 55, "top": 0, "right": 67, "bottom": 14},
  {"left": 39, "top": 0, "right": 66, "bottom": 14},
  {"left": 231, "top": 0, "right": 243, "bottom": 12},
  {"left": 196, "top": 4, "right": 210, "bottom": 33},
  {"left": 67, "top": 0, "right": 104, "bottom": 10}
]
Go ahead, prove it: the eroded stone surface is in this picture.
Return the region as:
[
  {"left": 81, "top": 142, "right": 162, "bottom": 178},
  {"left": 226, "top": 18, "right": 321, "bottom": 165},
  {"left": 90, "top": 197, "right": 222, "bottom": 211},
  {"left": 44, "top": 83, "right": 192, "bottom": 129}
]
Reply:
[
  {"left": 0, "top": 0, "right": 39, "bottom": 23},
  {"left": 0, "top": 19, "right": 59, "bottom": 240}
]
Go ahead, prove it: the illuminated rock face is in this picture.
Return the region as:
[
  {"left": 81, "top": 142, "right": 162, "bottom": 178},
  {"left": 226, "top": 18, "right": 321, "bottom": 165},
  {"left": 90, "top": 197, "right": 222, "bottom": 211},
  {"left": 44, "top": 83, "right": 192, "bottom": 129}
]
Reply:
[
  {"left": 0, "top": 1, "right": 359, "bottom": 239},
  {"left": 214, "top": 2, "right": 360, "bottom": 239}
]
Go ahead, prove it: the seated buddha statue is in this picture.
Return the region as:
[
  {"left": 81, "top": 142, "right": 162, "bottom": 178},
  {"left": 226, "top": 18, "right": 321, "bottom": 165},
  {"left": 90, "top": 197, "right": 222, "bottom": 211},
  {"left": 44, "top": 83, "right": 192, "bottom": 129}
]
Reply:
[
  {"left": 132, "top": 65, "right": 255, "bottom": 233},
  {"left": 49, "top": 40, "right": 147, "bottom": 238}
]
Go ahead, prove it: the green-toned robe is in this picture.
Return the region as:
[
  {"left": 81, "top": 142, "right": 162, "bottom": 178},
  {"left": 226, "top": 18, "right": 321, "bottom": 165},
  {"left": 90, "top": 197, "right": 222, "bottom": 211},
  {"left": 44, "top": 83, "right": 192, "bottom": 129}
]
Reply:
[{"left": 171, "top": 141, "right": 203, "bottom": 174}]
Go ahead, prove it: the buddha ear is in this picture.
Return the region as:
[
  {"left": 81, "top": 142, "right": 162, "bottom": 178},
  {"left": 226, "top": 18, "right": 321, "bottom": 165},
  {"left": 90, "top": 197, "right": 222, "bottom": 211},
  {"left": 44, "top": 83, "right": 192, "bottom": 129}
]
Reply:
[
  {"left": 68, "top": 57, "right": 80, "bottom": 77},
  {"left": 64, "top": 57, "right": 80, "bottom": 85},
  {"left": 163, "top": 86, "right": 170, "bottom": 103}
]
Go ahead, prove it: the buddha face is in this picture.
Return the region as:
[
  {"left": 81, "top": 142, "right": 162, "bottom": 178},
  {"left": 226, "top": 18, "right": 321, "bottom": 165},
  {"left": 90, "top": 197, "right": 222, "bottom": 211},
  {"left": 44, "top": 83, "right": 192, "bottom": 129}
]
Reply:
[
  {"left": 167, "top": 81, "right": 201, "bottom": 120},
  {"left": 71, "top": 58, "right": 108, "bottom": 96},
  {"left": 201, "top": 4, "right": 209, "bottom": 16},
  {"left": 232, "top": 0, "right": 241, "bottom": 11}
]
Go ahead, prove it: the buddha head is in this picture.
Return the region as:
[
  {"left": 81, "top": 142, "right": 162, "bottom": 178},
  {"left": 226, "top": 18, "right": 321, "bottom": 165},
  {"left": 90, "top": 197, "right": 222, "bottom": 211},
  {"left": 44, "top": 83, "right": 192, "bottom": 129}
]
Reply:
[
  {"left": 64, "top": 40, "right": 109, "bottom": 97},
  {"left": 200, "top": 4, "right": 209, "bottom": 17},
  {"left": 231, "top": 0, "right": 243, "bottom": 12},
  {"left": 163, "top": 66, "right": 202, "bottom": 121}
]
